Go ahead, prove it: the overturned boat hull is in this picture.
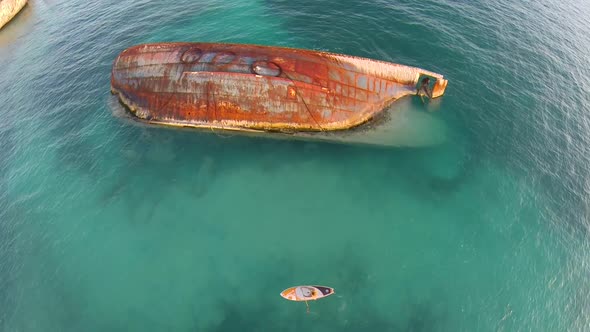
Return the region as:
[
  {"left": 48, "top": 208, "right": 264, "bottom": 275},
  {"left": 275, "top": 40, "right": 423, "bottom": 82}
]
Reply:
[
  {"left": 110, "top": 42, "right": 448, "bottom": 145},
  {"left": 0, "top": 0, "right": 27, "bottom": 30}
]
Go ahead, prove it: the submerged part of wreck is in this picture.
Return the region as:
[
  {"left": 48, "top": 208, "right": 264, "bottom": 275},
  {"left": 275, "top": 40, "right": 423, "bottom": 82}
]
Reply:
[
  {"left": 107, "top": 93, "right": 448, "bottom": 147},
  {"left": 110, "top": 42, "right": 448, "bottom": 144},
  {"left": 0, "top": 0, "right": 27, "bottom": 30}
]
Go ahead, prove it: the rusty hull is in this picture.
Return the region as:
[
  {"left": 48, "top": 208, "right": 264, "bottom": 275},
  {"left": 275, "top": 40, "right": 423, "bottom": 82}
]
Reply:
[
  {"left": 110, "top": 42, "right": 448, "bottom": 134},
  {"left": 0, "top": 0, "right": 27, "bottom": 30}
]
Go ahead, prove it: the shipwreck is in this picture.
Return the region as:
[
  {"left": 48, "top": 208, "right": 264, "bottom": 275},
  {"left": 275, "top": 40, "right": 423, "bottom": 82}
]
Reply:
[
  {"left": 0, "top": 0, "right": 27, "bottom": 30},
  {"left": 110, "top": 42, "right": 448, "bottom": 146}
]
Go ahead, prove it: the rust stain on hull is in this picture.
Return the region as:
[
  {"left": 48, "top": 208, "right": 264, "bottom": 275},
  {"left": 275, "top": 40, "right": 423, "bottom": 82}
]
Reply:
[{"left": 110, "top": 42, "right": 448, "bottom": 134}]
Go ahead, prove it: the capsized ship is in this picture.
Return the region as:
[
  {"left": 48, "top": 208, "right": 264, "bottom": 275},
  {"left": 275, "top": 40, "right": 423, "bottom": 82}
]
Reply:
[
  {"left": 0, "top": 0, "right": 27, "bottom": 30},
  {"left": 110, "top": 42, "right": 448, "bottom": 146}
]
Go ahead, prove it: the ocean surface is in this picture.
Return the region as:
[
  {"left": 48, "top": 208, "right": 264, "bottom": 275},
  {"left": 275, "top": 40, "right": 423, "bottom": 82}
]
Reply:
[{"left": 1, "top": 0, "right": 589, "bottom": 331}]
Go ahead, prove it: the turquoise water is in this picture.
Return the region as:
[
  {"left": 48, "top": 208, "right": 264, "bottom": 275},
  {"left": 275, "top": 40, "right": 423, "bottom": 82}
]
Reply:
[{"left": 1, "top": 0, "right": 589, "bottom": 331}]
